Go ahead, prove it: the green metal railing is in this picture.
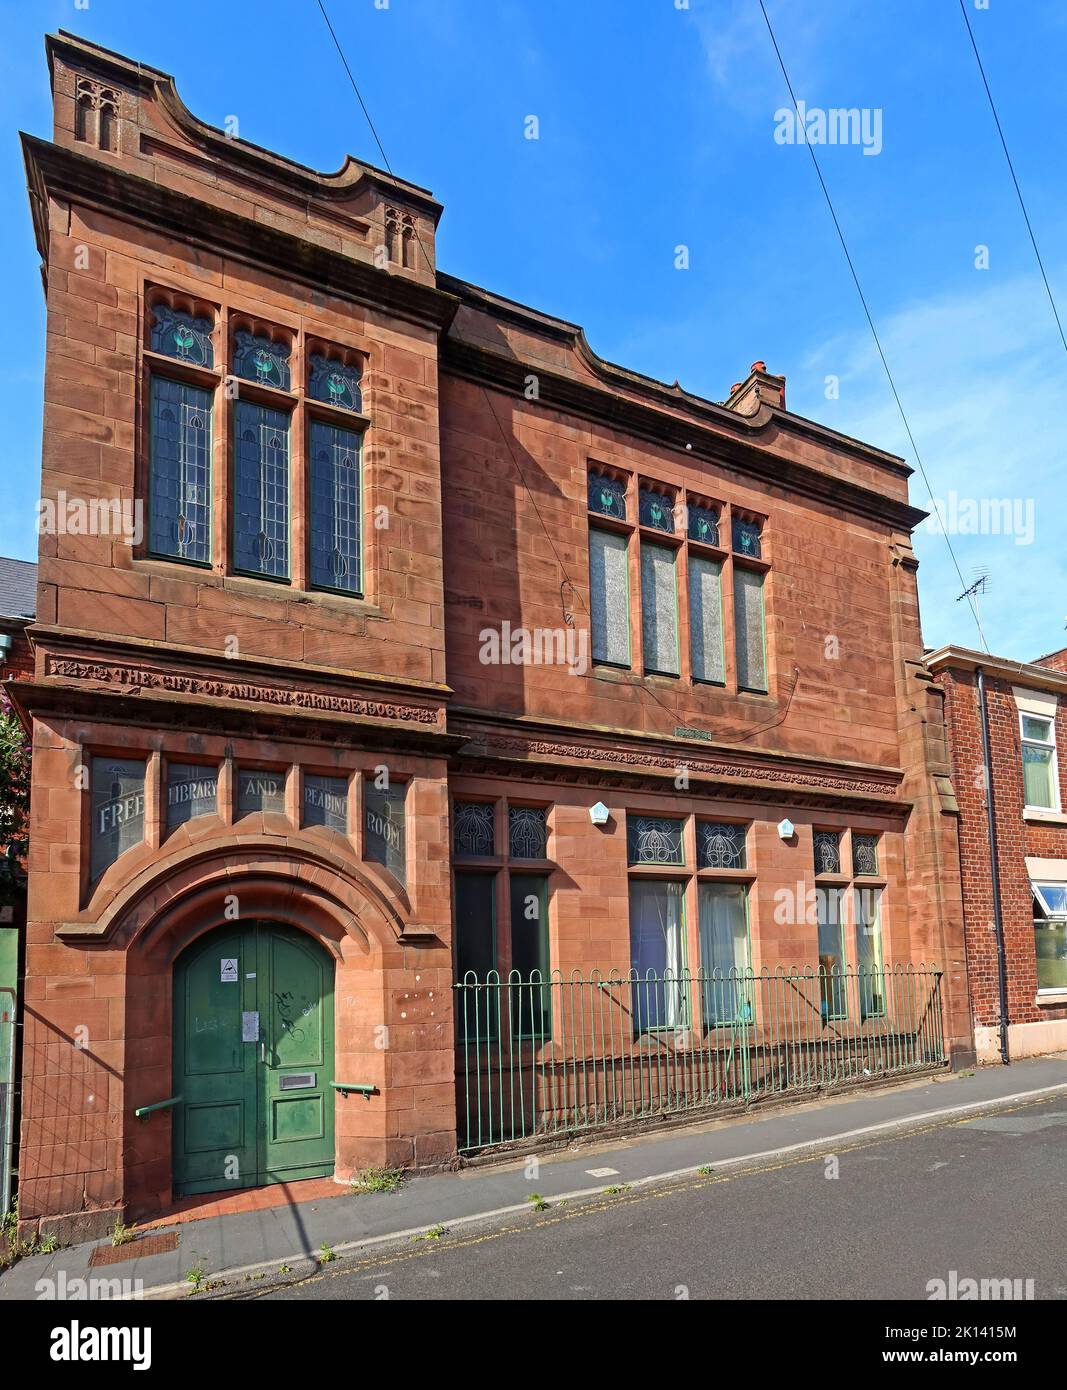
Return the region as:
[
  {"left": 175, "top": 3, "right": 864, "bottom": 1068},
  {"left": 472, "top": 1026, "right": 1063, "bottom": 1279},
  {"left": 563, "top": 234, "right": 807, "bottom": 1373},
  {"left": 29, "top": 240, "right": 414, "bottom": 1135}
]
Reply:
[{"left": 454, "top": 964, "right": 946, "bottom": 1153}]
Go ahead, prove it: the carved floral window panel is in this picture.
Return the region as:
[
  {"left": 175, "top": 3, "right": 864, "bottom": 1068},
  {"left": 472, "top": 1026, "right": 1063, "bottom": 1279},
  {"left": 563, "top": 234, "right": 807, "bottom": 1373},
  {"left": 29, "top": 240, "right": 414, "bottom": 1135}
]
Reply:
[
  {"left": 149, "top": 377, "right": 212, "bottom": 565},
  {"left": 587, "top": 472, "right": 627, "bottom": 520},
  {"left": 454, "top": 801, "right": 496, "bottom": 857},
  {"left": 589, "top": 527, "right": 630, "bottom": 666},
  {"left": 365, "top": 780, "right": 407, "bottom": 884},
  {"left": 90, "top": 757, "right": 146, "bottom": 881},
  {"left": 639, "top": 487, "right": 674, "bottom": 534},
  {"left": 641, "top": 542, "right": 679, "bottom": 676},
  {"left": 150, "top": 305, "right": 214, "bottom": 368},
  {"left": 303, "top": 774, "right": 348, "bottom": 834},
  {"left": 733, "top": 566, "right": 767, "bottom": 692},
  {"left": 166, "top": 762, "right": 219, "bottom": 830},
  {"left": 308, "top": 354, "right": 363, "bottom": 413},
  {"left": 697, "top": 821, "right": 747, "bottom": 870},
  {"left": 627, "top": 815, "right": 685, "bottom": 866},
  {"left": 309, "top": 420, "right": 362, "bottom": 594},
  {"left": 852, "top": 833, "right": 880, "bottom": 877},
  {"left": 687, "top": 502, "right": 720, "bottom": 547},
  {"left": 234, "top": 401, "right": 290, "bottom": 579},
  {"left": 732, "top": 516, "right": 763, "bottom": 559},
  {"left": 813, "top": 830, "right": 842, "bottom": 876},
  {"left": 508, "top": 805, "right": 548, "bottom": 860},
  {"left": 689, "top": 554, "right": 725, "bottom": 684},
  {"left": 233, "top": 330, "right": 292, "bottom": 391}
]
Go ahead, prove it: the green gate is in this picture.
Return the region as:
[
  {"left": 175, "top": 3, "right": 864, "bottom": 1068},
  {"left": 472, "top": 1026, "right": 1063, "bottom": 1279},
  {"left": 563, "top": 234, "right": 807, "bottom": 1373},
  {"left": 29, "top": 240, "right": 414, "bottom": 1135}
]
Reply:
[{"left": 172, "top": 922, "right": 335, "bottom": 1196}]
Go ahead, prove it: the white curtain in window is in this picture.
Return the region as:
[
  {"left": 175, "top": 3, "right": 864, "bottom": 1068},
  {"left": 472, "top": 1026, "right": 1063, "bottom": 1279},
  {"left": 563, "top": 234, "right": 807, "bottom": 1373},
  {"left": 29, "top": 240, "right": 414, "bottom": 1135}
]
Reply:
[{"left": 629, "top": 880, "right": 685, "bottom": 1029}]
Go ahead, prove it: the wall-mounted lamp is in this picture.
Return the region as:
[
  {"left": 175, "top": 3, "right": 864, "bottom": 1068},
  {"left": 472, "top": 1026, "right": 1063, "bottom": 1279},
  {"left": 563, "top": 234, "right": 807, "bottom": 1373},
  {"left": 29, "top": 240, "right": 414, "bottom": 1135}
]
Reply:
[
  {"left": 589, "top": 801, "right": 610, "bottom": 827},
  {"left": 777, "top": 818, "right": 795, "bottom": 840}
]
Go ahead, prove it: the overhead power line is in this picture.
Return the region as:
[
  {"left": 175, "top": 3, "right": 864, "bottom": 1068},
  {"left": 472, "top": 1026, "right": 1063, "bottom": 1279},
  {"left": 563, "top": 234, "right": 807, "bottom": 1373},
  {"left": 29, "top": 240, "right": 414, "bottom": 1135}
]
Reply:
[
  {"left": 958, "top": 0, "right": 1067, "bottom": 361},
  {"left": 757, "top": 0, "right": 988, "bottom": 651}
]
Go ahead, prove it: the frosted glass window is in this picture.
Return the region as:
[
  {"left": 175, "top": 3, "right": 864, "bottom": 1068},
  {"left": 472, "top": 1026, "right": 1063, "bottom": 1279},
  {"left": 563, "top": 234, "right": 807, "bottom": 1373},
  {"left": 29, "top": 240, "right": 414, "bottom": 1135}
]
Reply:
[
  {"left": 304, "top": 774, "right": 348, "bottom": 833},
  {"left": 90, "top": 758, "right": 146, "bottom": 880},
  {"left": 166, "top": 763, "right": 218, "bottom": 829},
  {"left": 237, "top": 769, "right": 286, "bottom": 816},
  {"left": 734, "top": 566, "right": 767, "bottom": 692},
  {"left": 365, "top": 780, "right": 407, "bottom": 883},
  {"left": 589, "top": 527, "right": 630, "bottom": 667},
  {"left": 641, "top": 542, "right": 678, "bottom": 676},
  {"left": 689, "top": 554, "right": 724, "bottom": 683}
]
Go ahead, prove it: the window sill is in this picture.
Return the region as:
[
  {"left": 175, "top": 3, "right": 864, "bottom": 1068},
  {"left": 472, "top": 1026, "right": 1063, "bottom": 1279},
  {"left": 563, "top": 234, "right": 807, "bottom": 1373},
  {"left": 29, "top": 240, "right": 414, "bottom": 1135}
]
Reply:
[
  {"left": 1036, "top": 990, "right": 1067, "bottom": 1006},
  {"left": 1023, "top": 809, "right": 1067, "bottom": 825}
]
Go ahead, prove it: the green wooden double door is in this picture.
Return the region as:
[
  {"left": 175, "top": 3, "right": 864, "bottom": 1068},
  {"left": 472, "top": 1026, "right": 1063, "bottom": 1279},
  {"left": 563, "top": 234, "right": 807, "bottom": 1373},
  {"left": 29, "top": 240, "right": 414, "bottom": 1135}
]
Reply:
[{"left": 172, "top": 923, "right": 335, "bottom": 1196}]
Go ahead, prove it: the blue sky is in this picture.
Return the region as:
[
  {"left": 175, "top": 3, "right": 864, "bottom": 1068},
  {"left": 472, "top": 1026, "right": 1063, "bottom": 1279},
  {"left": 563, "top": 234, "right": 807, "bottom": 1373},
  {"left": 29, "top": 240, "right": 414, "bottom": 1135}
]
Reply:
[{"left": 4, "top": 0, "right": 1066, "bottom": 661}]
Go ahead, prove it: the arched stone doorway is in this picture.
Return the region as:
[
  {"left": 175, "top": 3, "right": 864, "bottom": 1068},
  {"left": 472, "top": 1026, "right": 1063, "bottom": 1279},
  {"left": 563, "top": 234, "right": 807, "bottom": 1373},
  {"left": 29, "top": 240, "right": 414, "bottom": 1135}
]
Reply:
[{"left": 171, "top": 921, "right": 336, "bottom": 1195}]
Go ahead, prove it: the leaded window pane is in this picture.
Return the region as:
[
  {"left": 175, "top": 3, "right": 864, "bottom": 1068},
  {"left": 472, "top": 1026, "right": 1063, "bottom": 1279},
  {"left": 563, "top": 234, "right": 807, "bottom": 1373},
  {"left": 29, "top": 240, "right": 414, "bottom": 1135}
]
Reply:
[
  {"left": 454, "top": 801, "right": 495, "bottom": 857},
  {"left": 237, "top": 768, "right": 286, "bottom": 816},
  {"left": 639, "top": 487, "right": 674, "bottom": 533},
  {"left": 689, "top": 554, "right": 725, "bottom": 684},
  {"left": 309, "top": 419, "right": 362, "bottom": 593},
  {"left": 589, "top": 527, "right": 630, "bottom": 666},
  {"left": 365, "top": 780, "right": 406, "bottom": 883},
  {"left": 732, "top": 516, "right": 762, "bottom": 559},
  {"left": 697, "top": 821, "right": 746, "bottom": 869},
  {"left": 150, "top": 305, "right": 213, "bottom": 367},
  {"left": 304, "top": 774, "right": 348, "bottom": 833},
  {"left": 852, "top": 833, "right": 880, "bottom": 877},
  {"left": 627, "top": 815, "right": 684, "bottom": 865},
  {"left": 233, "top": 330, "right": 291, "bottom": 390},
  {"left": 308, "top": 354, "right": 362, "bottom": 412},
  {"left": 166, "top": 762, "right": 218, "bottom": 830},
  {"left": 641, "top": 542, "right": 678, "bottom": 676},
  {"left": 813, "top": 830, "right": 842, "bottom": 875},
  {"left": 687, "top": 503, "right": 720, "bottom": 547},
  {"left": 234, "top": 401, "right": 290, "bottom": 578},
  {"left": 587, "top": 472, "right": 626, "bottom": 519},
  {"left": 508, "top": 806, "right": 547, "bottom": 859},
  {"left": 149, "top": 377, "right": 211, "bottom": 564},
  {"left": 90, "top": 758, "right": 146, "bottom": 880},
  {"left": 734, "top": 566, "right": 767, "bottom": 691}
]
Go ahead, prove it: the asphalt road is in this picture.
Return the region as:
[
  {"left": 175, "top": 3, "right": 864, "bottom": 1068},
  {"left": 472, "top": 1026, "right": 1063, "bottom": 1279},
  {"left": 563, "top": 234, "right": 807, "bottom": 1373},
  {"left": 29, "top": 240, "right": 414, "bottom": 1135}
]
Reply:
[{"left": 248, "top": 1096, "right": 1067, "bottom": 1301}]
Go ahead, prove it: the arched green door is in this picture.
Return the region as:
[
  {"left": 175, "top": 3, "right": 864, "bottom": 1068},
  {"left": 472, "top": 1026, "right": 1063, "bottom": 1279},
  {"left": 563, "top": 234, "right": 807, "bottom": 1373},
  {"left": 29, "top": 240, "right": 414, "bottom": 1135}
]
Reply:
[{"left": 172, "top": 922, "right": 335, "bottom": 1196}]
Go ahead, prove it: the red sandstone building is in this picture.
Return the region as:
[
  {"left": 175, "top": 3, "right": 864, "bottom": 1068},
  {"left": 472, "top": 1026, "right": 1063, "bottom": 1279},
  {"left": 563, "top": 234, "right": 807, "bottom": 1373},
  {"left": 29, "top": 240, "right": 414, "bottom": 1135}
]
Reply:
[
  {"left": 14, "top": 33, "right": 974, "bottom": 1241},
  {"left": 928, "top": 644, "right": 1067, "bottom": 1063}
]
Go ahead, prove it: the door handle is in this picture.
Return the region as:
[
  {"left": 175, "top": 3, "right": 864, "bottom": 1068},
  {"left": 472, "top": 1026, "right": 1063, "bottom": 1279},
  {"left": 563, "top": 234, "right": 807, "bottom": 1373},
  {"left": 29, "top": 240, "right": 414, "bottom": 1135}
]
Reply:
[{"left": 260, "top": 1041, "right": 265, "bottom": 1063}]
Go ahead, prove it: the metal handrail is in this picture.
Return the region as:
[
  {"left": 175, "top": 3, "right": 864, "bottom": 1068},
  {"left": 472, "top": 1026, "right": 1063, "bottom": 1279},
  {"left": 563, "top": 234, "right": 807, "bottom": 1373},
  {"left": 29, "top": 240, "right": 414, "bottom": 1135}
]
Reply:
[{"left": 134, "top": 1095, "right": 182, "bottom": 1120}]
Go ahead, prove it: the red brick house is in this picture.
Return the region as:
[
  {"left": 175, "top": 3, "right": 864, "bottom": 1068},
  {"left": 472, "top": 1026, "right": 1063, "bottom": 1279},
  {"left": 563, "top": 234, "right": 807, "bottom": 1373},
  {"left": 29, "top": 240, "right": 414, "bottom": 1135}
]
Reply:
[
  {"left": 928, "top": 644, "right": 1067, "bottom": 1063},
  {"left": 14, "top": 32, "right": 972, "bottom": 1241}
]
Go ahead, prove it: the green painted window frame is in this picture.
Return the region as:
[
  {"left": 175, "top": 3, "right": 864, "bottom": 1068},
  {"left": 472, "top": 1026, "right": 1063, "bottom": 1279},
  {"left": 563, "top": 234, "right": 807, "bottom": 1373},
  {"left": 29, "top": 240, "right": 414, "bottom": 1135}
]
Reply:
[
  {"left": 628, "top": 879, "right": 690, "bottom": 1036},
  {"left": 697, "top": 881, "right": 752, "bottom": 1029},
  {"left": 854, "top": 885, "right": 885, "bottom": 1020},
  {"left": 508, "top": 873, "right": 552, "bottom": 1039},
  {"left": 816, "top": 885, "right": 849, "bottom": 1022},
  {"left": 454, "top": 870, "right": 498, "bottom": 1042}
]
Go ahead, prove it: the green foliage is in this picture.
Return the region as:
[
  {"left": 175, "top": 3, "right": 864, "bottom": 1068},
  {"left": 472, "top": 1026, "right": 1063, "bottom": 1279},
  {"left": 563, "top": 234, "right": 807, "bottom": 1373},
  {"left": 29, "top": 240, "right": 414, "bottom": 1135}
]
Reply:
[
  {"left": 319, "top": 1242, "right": 336, "bottom": 1263},
  {"left": 350, "top": 1166, "right": 405, "bottom": 1194},
  {"left": 110, "top": 1219, "right": 135, "bottom": 1247},
  {"left": 0, "top": 690, "right": 30, "bottom": 906}
]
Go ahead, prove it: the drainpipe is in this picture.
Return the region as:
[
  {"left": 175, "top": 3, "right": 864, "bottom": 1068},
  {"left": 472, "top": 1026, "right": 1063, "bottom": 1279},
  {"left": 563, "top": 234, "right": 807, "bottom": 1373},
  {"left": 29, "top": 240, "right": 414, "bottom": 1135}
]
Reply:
[{"left": 976, "top": 666, "right": 1010, "bottom": 1065}]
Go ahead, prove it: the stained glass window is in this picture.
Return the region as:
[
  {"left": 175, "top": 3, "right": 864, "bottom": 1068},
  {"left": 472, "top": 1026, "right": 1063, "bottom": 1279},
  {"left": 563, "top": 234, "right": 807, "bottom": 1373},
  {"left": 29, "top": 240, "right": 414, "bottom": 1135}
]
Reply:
[
  {"left": 304, "top": 774, "right": 348, "bottom": 833},
  {"left": 309, "top": 420, "right": 362, "bottom": 594},
  {"left": 587, "top": 472, "right": 626, "bottom": 519},
  {"left": 365, "top": 780, "right": 406, "bottom": 883},
  {"left": 150, "top": 305, "right": 214, "bottom": 367},
  {"left": 733, "top": 566, "right": 767, "bottom": 692},
  {"left": 234, "top": 401, "right": 290, "bottom": 579},
  {"left": 149, "top": 378, "right": 211, "bottom": 565},
  {"left": 454, "top": 801, "right": 496, "bottom": 857},
  {"left": 308, "top": 354, "right": 363, "bottom": 412},
  {"left": 90, "top": 758, "right": 146, "bottom": 880},
  {"left": 689, "top": 554, "right": 725, "bottom": 684},
  {"left": 639, "top": 487, "right": 674, "bottom": 533},
  {"left": 813, "top": 830, "right": 842, "bottom": 876},
  {"left": 687, "top": 503, "right": 720, "bottom": 547},
  {"left": 237, "top": 768, "right": 286, "bottom": 816},
  {"left": 589, "top": 527, "right": 630, "bottom": 666},
  {"left": 508, "top": 806, "right": 547, "bottom": 859},
  {"left": 233, "top": 330, "right": 291, "bottom": 390},
  {"left": 852, "top": 833, "right": 880, "bottom": 877},
  {"left": 641, "top": 542, "right": 679, "bottom": 676},
  {"left": 166, "top": 762, "right": 218, "bottom": 830},
  {"left": 697, "top": 821, "right": 746, "bottom": 870},
  {"left": 732, "top": 516, "right": 762, "bottom": 559},
  {"left": 627, "top": 815, "right": 684, "bottom": 865}
]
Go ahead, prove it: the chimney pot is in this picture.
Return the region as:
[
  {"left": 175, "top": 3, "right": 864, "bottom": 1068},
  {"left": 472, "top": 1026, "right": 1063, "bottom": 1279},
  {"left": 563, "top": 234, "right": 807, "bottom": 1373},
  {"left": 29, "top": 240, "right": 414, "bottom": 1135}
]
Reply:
[{"left": 751, "top": 360, "right": 766, "bottom": 374}]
